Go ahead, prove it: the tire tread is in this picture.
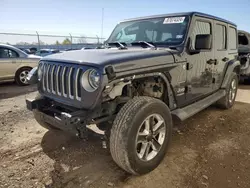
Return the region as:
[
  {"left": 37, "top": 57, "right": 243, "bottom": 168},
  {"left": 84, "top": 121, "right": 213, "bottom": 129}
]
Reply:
[{"left": 110, "top": 96, "right": 167, "bottom": 174}]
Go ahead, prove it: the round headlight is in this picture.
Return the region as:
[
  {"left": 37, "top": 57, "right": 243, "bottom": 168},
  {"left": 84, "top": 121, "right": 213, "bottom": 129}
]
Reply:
[
  {"left": 88, "top": 69, "right": 100, "bottom": 89},
  {"left": 37, "top": 64, "right": 43, "bottom": 81},
  {"left": 81, "top": 69, "right": 101, "bottom": 92}
]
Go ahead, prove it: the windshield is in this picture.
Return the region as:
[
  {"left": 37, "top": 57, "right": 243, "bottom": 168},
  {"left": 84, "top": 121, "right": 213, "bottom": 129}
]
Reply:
[{"left": 107, "top": 16, "right": 189, "bottom": 46}]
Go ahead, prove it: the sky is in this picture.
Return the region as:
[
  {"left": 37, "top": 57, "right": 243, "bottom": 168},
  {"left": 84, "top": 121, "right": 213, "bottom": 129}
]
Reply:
[{"left": 0, "top": 0, "right": 250, "bottom": 44}]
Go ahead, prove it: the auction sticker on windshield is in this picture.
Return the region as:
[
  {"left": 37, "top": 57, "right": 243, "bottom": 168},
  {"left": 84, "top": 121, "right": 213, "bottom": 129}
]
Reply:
[{"left": 163, "top": 17, "right": 185, "bottom": 24}]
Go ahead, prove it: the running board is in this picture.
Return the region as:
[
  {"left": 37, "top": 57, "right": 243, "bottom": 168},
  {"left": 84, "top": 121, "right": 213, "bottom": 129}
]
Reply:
[{"left": 171, "top": 90, "right": 226, "bottom": 121}]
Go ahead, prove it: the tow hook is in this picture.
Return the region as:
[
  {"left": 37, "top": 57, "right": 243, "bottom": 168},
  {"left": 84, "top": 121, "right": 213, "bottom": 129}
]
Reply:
[{"left": 74, "top": 119, "right": 89, "bottom": 140}]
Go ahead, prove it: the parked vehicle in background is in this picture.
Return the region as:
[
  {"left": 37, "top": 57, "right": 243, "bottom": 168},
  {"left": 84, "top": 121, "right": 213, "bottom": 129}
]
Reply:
[
  {"left": 238, "top": 30, "right": 250, "bottom": 82},
  {"left": 30, "top": 47, "right": 37, "bottom": 54},
  {"left": 65, "top": 48, "right": 78, "bottom": 51},
  {"left": 19, "top": 48, "right": 33, "bottom": 54},
  {"left": 27, "top": 12, "right": 240, "bottom": 175},
  {"left": 35, "top": 49, "right": 60, "bottom": 57},
  {"left": 0, "top": 44, "right": 41, "bottom": 85},
  {"left": 81, "top": 47, "right": 94, "bottom": 50}
]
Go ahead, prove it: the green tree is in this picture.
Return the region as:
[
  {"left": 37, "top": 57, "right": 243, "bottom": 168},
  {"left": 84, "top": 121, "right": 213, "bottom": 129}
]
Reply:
[
  {"left": 56, "top": 40, "right": 60, "bottom": 45},
  {"left": 62, "top": 38, "right": 71, "bottom": 45}
]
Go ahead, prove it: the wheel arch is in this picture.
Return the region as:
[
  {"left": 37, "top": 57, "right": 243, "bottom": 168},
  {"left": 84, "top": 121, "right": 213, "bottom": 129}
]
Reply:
[
  {"left": 221, "top": 60, "right": 241, "bottom": 89},
  {"left": 106, "top": 72, "right": 177, "bottom": 110},
  {"left": 15, "top": 66, "right": 33, "bottom": 78}
]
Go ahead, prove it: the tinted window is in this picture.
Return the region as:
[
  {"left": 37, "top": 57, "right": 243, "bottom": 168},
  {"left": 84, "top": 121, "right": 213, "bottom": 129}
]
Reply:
[
  {"left": 191, "top": 20, "right": 211, "bottom": 49},
  {"left": 228, "top": 27, "right": 237, "bottom": 49},
  {"left": 0, "top": 48, "right": 18, "bottom": 58},
  {"left": 215, "top": 24, "right": 227, "bottom": 50}
]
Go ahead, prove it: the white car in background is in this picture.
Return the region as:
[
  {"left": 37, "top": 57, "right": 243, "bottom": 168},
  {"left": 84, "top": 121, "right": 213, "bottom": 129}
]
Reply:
[{"left": 0, "top": 44, "right": 41, "bottom": 86}]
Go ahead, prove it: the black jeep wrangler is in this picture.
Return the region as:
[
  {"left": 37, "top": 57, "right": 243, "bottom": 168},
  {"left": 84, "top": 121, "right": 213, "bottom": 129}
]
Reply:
[{"left": 26, "top": 12, "right": 240, "bottom": 175}]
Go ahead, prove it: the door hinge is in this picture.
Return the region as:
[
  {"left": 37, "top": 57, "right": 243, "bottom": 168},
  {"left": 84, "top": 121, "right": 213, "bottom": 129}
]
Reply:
[
  {"left": 186, "top": 62, "right": 193, "bottom": 70},
  {"left": 185, "top": 85, "right": 192, "bottom": 93}
]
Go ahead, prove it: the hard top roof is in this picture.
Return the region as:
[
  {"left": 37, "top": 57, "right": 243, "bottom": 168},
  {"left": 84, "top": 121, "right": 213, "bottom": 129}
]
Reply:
[
  {"left": 238, "top": 30, "right": 250, "bottom": 36},
  {"left": 121, "top": 12, "right": 236, "bottom": 26}
]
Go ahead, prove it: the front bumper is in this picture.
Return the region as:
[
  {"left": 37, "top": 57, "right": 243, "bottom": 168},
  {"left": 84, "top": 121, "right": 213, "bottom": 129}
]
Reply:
[{"left": 26, "top": 97, "right": 90, "bottom": 136}]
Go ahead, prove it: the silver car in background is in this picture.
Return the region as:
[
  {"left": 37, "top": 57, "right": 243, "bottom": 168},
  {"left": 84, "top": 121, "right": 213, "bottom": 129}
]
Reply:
[{"left": 0, "top": 44, "right": 41, "bottom": 86}]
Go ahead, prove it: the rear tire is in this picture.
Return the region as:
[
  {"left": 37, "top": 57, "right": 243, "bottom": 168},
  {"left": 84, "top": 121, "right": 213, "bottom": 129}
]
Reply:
[
  {"left": 15, "top": 67, "right": 32, "bottom": 86},
  {"left": 110, "top": 96, "right": 172, "bottom": 175},
  {"left": 217, "top": 72, "right": 238, "bottom": 109}
]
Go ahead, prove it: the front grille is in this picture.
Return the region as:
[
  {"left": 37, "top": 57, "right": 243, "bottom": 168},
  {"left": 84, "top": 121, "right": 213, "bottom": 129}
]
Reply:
[{"left": 41, "top": 62, "right": 83, "bottom": 101}]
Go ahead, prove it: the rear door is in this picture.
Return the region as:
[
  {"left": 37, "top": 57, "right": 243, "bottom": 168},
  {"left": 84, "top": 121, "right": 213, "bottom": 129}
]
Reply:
[
  {"left": 213, "top": 21, "right": 229, "bottom": 90},
  {"left": 186, "top": 17, "right": 214, "bottom": 101},
  {"left": 0, "top": 47, "right": 20, "bottom": 81}
]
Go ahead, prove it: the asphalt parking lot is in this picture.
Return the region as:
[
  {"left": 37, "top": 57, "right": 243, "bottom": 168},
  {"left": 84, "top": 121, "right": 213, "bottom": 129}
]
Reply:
[{"left": 0, "top": 83, "right": 250, "bottom": 188}]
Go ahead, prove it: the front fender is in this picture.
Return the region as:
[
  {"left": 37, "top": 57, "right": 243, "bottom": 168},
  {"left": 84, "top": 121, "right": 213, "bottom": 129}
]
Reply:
[{"left": 221, "top": 60, "right": 240, "bottom": 88}]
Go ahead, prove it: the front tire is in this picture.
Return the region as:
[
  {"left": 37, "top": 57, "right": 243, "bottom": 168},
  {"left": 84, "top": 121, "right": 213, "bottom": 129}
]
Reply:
[
  {"left": 15, "top": 67, "right": 32, "bottom": 86},
  {"left": 217, "top": 72, "right": 238, "bottom": 109},
  {"left": 110, "top": 97, "right": 172, "bottom": 175}
]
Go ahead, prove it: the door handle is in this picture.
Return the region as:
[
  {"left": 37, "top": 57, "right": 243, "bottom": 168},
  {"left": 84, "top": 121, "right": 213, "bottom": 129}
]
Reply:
[
  {"left": 222, "top": 57, "right": 229, "bottom": 62},
  {"left": 207, "top": 59, "right": 217, "bottom": 65}
]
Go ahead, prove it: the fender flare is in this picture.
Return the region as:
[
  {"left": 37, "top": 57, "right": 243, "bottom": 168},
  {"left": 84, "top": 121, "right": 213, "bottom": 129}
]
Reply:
[{"left": 221, "top": 60, "right": 240, "bottom": 88}]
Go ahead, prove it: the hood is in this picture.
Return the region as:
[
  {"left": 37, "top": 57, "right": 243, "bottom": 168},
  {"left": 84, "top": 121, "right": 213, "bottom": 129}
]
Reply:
[
  {"left": 42, "top": 48, "right": 175, "bottom": 68},
  {"left": 28, "top": 54, "right": 42, "bottom": 59}
]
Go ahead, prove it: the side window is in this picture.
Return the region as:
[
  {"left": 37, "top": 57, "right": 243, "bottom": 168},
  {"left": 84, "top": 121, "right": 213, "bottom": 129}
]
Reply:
[
  {"left": 0, "top": 48, "right": 18, "bottom": 58},
  {"left": 0, "top": 48, "right": 9, "bottom": 58},
  {"left": 228, "top": 27, "right": 237, "bottom": 50},
  {"left": 215, "top": 24, "right": 227, "bottom": 50},
  {"left": 191, "top": 20, "right": 211, "bottom": 49},
  {"left": 8, "top": 49, "right": 18, "bottom": 58}
]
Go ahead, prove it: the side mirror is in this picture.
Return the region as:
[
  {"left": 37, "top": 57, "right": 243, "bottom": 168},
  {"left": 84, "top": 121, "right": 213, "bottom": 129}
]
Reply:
[
  {"left": 187, "top": 37, "right": 200, "bottom": 54},
  {"left": 195, "top": 34, "right": 212, "bottom": 50}
]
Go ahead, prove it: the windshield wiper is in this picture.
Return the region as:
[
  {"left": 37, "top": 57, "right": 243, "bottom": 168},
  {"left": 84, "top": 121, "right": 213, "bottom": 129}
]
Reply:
[
  {"left": 107, "top": 42, "right": 127, "bottom": 49},
  {"left": 131, "top": 41, "right": 156, "bottom": 49}
]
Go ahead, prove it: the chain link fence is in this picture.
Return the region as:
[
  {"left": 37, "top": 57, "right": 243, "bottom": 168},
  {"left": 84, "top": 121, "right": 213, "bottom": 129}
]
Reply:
[{"left": 0, "top": 31, "right": 105, "bottom": 52}]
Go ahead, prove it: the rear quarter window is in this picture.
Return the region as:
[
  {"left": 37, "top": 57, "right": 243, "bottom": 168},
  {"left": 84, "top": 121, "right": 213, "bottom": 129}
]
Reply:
[{"left": 228, "top": 27, "right": 237, "bottom": 50}]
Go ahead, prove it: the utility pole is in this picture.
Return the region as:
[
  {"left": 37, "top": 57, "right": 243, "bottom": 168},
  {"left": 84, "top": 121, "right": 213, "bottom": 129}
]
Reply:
[
  {"left": 36, "top": 31, "right": 40, "bottom": 51},
  {"left": 101, "top": 8, "right": 104, "bottom": 43}
]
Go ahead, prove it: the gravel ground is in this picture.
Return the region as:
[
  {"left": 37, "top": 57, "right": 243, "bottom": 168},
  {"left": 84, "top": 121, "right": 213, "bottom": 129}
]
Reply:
[{"left": 0, "top": 83, "right": 250, "bottom": 188}]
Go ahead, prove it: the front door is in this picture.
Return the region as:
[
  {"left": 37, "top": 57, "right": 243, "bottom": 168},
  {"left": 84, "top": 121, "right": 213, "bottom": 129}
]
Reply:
[
  {"left": 0, "top": 47, "right": 20, "bottom": 81},
  {"left": 186, "top": 17, "right": 214, "bottom": 102}
]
